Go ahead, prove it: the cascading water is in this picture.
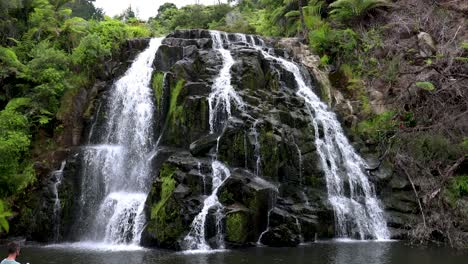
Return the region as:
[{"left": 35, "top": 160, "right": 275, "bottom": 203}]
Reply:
[
  {"left": 245, "top": 36, "right": 390, "bottom": 240},
  {"left": 294, "top": 142, "right": 310, "bottom": 206},
  {"left": 250, "top": 120, "right": 262, "bottom": 176},
  {"left": 208, "top": 31, "right": 245, "bottom": 133},
  {"left": 183, "top": 161, "right": 231, "bottom": 250},
  {"left": 51, "top": 161, "right": 66, "bottom": 242},
  {"left": 72, "top": 38, "right": 163, "bottom": 245},
  {"left": 183, "top": 31, "right": 246, "bottom": 251},
  {"left": 256, "top": 185, "right": 278, "bottom": 245}
]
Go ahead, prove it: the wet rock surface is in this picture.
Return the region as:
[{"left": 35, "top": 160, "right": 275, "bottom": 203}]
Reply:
[
  {"left": 141, "top": 29, "right": 334, "bottom": 249},
  {"left": 15, "top": 30, "right": 420, "bottom": 248}
]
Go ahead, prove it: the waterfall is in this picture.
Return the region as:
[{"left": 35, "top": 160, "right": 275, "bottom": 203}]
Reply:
[
  {"left": 51, "top": 161, "right": 66, "bottom": 242},
  {"left": 257, "top": 190, "right": 278, "bottom": 245},
  {"left": 294, "top": 143, "right": 310, "bottom": 206},
  {"left": 208, "top": 31, "right": 245, "bottom": 134},
  {"left": 72, "top": 38, "right": 163, "bottom": 245},
  {"left": 250, "top": 120, "right": 262, "bottom": 176},
  {"left": 183, "top": 31, "right": 248, "bottom": 251},
  {"left": 245, "top": 36, "right": 390, "bottom": 240},
  {"left": 183, "top": 161, "right": 231, "bottom": 250}
]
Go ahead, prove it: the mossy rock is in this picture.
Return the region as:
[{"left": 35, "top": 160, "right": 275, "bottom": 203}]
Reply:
[
  {"left": 144, "top": 164, "right": 185, "bottom": 248},
  {"left": 163, "top": 74, "right": 210, "bottom": 148},
  {"left": 151, "top": 71, "right": 165, "bottom": 108},
  {"left": 225, "top": 208, "right": 251, "bottom": 244},
  {"left": 259, "top": 129, "right": 281, "bottom": 181}
]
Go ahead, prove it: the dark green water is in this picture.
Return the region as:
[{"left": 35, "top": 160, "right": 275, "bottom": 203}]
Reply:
[{"left": 7, "top": 241, "right": 467, "bottom": 264}]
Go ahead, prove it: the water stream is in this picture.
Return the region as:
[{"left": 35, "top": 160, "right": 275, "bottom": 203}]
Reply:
[
  {"left": 245, "top": 36, "right": 390, "bottom": 240},
  {"left": 71, "top": 38, "right": 163, "bottom": 245},
  {"left": 51, "top": 161, "right": 67, "bottom": 242},
  {"left": 182, "top": 31, "right": 246, "bottom": 251}
]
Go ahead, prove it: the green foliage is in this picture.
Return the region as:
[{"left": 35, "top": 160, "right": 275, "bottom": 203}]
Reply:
[
  {"left": 168, "top": 80, "right": 186, "bottom": 124},
  {"left": 149, "top": 4, "right": 233, "bottom": 33},
  {"left": 446, "top": 175, "right": 468, "bottom": 207},
  {"left": 0, "top": 98, "right": 35, "bottom": 198},
  {"left": 71, "top": 33, "right": 110, "bottom": 74},
  {"left": 0, "top": 0, "right": 153, "bottom": 203},
  {"left": 329, "top": 0, "right": 390, "bottom": 23},
  {"left": 89, "top": 18, "right": 130, "bottom": 51},
  {"left": 450, "top": 176, "right": 468, "bottom": 197},
  {"left": 0, "top": 46, "right": 24, "bottom": 79},
  {"left": 67, "top": 0, "right": 104, "bottom": 20},
  {"left": 0, "top": 200, "right": 13, "bottom": 233},
  {"left": 309, "top": 24, "right": 358, "bottom": 62},
  {"left": 415, "top": 81, "right": 435, "bottom": 91},
  {"left": 23, "top": 41, "right": 70, "bottom": 115},
  {"left": 151, "top": 72, "right": 165, "bottom": 107},
  {"left": 211, "top": 10, "right": 256, "bottom": 34},
  {"left": 357, "top": 111, "right": 396, "bottom": 142},
  {"left": 226, "top": 211, "right": 249, "bottom": 243},
  {"left": 60, "top": 17, "right": 90, "bottom": 51}
]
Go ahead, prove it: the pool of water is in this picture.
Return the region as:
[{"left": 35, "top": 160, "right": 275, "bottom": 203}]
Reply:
[{"left": 6, "top": 241, "right": 467, "bottom": 264}]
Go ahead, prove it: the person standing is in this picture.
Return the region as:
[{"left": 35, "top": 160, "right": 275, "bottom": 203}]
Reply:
[{"left": 1, "top": 242, "right": 21, "bottom": 264}]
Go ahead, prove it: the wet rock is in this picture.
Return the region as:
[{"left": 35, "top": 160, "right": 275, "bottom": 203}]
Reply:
[
  {"left": 190, "top": 134, "right": 219, "bottom": 157},
  {"left": 225, "top": 205, "right": 252, "bottom": 245},
  {"left": 259, "top": 208, "right": 301, "bottom": 247}
]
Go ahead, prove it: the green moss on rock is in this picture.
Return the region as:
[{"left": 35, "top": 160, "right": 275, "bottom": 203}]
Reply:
[
  {"left": 259, "top": 130, "right": 280, "bottom": 181},
  {"left": 219, "top": 189, "right": 235, "bottom": 205},
  {"left": 168, "top": 79, "right": 185, "bottom": 124},
  {"left": 226, "top": 210, "right": 250, "bottom": 243},
  {"left": 151, "top": 71, "right": 165, "bottom": 107},
  {"left": 146, "top": 164, "right": 184, "bottom": 246}
]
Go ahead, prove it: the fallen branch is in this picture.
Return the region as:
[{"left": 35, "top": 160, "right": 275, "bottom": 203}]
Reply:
[{"left": 397, "top": 156, "right": 427, "bottom": 229}]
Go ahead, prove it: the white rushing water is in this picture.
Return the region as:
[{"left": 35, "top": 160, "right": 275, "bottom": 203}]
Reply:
[
  {"left": 183, "top": 31, "right": 248, "bottom": 251},
  {"left": 250, "top": 120, "right": 262, "bottom": 176},
  {"left": 51, "top": 161, "right": 67, "bottom": 242},
  {"left": 74, "top": 38, "right": 163, "bottom": 245},
  {"left": 183, "top": 161, "right": 231, "bottom": 251},
  {"left": 208, "top": 31, "right": 245, "bottom": 133},
  {"left": 236, "top": 34, "right": 389, "bottom": 240}
]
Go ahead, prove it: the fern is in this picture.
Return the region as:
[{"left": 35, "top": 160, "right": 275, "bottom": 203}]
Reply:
[{"left": 329, "top": 0, "right": 390, "bottom": 23}]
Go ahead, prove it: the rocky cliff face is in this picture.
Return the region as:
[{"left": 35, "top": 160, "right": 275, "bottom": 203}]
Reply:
[
  {"left": 11, "top": 30, "right": 423, "bottom": 248},
  {"left": 140, "top": 30, "right": 333, "bottom": 249}
]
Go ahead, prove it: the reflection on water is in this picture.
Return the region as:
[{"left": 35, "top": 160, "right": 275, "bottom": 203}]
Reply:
[
  {"left": 7, "top": 241, "right": 467, "bottom": 264},
  {"left": 321, "top": 240, "right": 391, "bottom": 264}
]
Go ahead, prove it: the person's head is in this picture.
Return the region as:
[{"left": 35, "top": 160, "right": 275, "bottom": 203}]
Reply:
[{"left": 7, "top": 242, "right": 20, "bottom": 257}]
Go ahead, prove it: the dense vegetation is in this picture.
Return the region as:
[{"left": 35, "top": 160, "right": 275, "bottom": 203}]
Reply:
[
  {"left": 0, "top": 0, "right": 152, "bottom": 231},
  {"left": 0, "top": 0, "right": 466, "bottom": 246}
]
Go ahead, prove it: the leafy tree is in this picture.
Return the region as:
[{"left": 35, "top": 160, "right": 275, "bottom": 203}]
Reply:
[
  {"left": 71, "top": 33, "right": 110, "bottom": 75},
  {"left": 26, "top": 0, "right": 73, "bottom": 41},
  {"left": 157, "top": 2, "right": 177, "bottom": 18},
  {"left": 117, "top": 5, "right": 136, "bottom": 21},
  {"left": 59, "top": 17, "right": 90, "bottom": 52},
  {"left": 0, "top": 98, "right": 35, "bottom": 198},
  {"left": 67, "top": 0, "right": 104, "bottom": 20},
  {"left": 22, "top": 41, "right": 70, "bottom": 116}
]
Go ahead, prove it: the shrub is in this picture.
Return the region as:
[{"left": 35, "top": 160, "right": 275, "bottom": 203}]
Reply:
[
  {"left": 0, "top": 200, "right": 12, "bottom": 233},
  {"left": 0, "top": 98, "right": 35, "bottom": 198},
  {"left": 71, "top": 33, "right": 110, "bottom": 74},
  {"left": 329, "top": 0, "right": 390, "bottom": 23},
  {"left": 357, "top": 111, "right": 396, "bottom": 142},
  {"left": 308, "top": 24, "right": 358, "bottom": 62}
]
